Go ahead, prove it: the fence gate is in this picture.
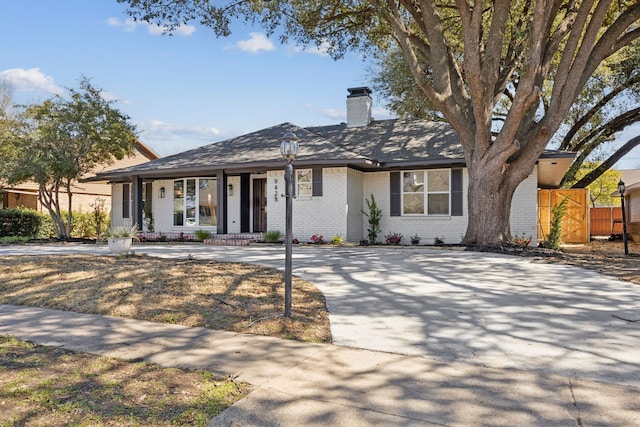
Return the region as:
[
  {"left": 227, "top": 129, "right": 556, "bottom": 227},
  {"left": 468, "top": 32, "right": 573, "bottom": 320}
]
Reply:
[{"left": 538, "top": 189, "right": 590, "bottom": 244}]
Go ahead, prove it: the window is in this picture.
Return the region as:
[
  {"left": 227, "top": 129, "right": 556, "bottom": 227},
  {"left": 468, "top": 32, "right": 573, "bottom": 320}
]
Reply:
[
  {"left": 297, "top": 169, "right": 312, "bottom": 198},
  {"left": 402, "top": 169, "right": 450, "bottom": 215},
  {"left": 122, "top": 183, "right": 131, "bottom": 219},
  {"left": 173, "top": 178, "right": 217, "bottom": 227}
]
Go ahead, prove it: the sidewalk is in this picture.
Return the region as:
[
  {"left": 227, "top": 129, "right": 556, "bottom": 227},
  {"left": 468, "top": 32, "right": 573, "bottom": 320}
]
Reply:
[{"left": 1, "top": 304, "right": 638, "bottom": 426}]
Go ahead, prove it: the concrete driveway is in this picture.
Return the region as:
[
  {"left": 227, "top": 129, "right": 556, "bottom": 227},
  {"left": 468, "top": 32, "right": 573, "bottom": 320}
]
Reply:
[{"left": 2, "top": 243, "right": 639, "bottom": 387}]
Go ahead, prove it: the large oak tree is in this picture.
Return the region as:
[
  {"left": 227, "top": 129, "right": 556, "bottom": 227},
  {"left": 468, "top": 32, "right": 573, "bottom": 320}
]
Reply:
[{"left": 120, "top": 0, "right": 640, "bottom": 245}]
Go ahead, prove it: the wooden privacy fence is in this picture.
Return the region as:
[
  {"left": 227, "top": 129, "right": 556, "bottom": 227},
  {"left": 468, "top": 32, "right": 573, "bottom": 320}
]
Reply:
[
  {"left": 538, "top": 189, "right": 590, "bottom": 244},
  {"left": 590, "top": 207, "right": 623, "bottom": 236}
]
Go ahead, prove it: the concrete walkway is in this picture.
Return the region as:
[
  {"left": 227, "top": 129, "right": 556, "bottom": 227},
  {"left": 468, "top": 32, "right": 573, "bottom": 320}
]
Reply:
[{"left": 1, "top": 243, "right": 640, "bottom": 425}]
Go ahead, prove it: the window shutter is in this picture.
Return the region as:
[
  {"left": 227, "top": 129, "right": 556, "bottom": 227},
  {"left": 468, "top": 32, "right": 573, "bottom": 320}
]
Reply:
[
  {"left": 312, "top": 168, "right": 323, "bottom": 197},
  {"left": 451, "top": 168, "right": 463, "bottom": 216},
  {"left": 390, "top": 171, "right": 401, "bottom": 216}
]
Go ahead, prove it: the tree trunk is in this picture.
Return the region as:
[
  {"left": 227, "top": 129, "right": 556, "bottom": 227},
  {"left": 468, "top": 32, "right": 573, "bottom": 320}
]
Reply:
[
  {"left": 66, "top": 188, "right": 73, "bottom": 239},
  {"left": 463, "top": 161, "right": 518, "bottom": 246}
]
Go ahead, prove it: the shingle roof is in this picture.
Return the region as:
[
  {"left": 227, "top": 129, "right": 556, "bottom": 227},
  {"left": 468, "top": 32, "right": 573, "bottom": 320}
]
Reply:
[
  {"left": 307, "top": 119, "right": 463, "bottom": 164},
  {"left": 88, "top": 117, "right": 573, "bottom": 181}
]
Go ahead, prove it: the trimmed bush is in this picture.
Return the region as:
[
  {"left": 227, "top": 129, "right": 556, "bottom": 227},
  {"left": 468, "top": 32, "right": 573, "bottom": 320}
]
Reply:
[{"left": 0, "top": 209, "right": 42, "bottom": 238}]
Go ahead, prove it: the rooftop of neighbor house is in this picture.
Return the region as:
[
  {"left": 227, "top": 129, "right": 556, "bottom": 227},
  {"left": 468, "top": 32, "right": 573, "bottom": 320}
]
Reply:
[{"left": 86, "top": 87, "right": 576, "bottom": 187}]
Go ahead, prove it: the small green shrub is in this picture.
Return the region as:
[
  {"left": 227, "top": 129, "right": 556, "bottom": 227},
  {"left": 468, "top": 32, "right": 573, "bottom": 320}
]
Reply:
[
  {"left": 0, "top": 235, "right": 31, "bottom": 244},
  {"left": 362, "top": 194, "right": 382, "bottom": 244},
  {"left": 264, "top": 230, "right": 282, "bottom": 243},
  {"left": 195, "top": 229, "right": 212, "bottom": 241},
  {"left": 410, "top": 234, "right": 421, "bottom": 245},
  {"left": 330, "top": 234, "right": 344, "bottom": 245},
  {"left": 540, "top": 197, "right": 568, "bottom": 250},
  {"left": 434, "top": 236, "right": 445, "bottom": 245}
]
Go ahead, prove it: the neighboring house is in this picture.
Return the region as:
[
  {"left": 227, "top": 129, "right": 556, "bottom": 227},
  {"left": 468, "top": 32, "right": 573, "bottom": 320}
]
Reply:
[
  {"left": 619, "top": 169, "right": 640, "bottom": 241},
  {"left": 91, "top": 87, "right": 574, "bottom": 244},
  {"left": 0, "top": 140, "right": 159, "bottom": 214}
]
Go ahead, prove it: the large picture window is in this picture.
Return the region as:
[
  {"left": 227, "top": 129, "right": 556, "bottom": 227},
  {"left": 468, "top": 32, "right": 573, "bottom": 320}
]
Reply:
[
  {"left": 402, "top": 169, "right": 450, "bottom": 215},
  {"left": 173, "top": 178, "right": 217, "bottom": 227}
]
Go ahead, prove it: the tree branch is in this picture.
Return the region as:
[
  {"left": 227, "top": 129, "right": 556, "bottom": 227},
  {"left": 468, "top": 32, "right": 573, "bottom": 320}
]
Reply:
[{"left": 572, "top": 134, "right": 640, "bottom": 188}]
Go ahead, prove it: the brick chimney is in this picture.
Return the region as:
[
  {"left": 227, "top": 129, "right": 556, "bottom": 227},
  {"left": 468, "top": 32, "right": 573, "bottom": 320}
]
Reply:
[{"left": 346, "top": 87, "right": 372, "bottom": 128}]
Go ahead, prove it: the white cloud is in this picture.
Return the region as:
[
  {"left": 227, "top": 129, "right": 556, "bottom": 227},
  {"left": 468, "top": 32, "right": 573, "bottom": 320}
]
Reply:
[
  {"left": 99, "top": 90, "right": 132, "bottom": 105},
  {"left": 236, "top": 32, "right": 275, "bottom": 53},
  {"left": 138, "top": 119, "right": 220, "bottom": 143},
  {"left": 303, "top": 41, "right": 332, "bottom": 57},
  {"left": 287, "top": 40, "right": 332, "bottom": 57},
  {"left": 321, "top": 108, "right": 346, "bottom": 120},
  {"left": 0, "top": 68, "right": 63, "bottom": 95},
  {"left": 107, "top": 17, "right": 195, "bottom": 36},
  {"left": 372, "top": 107, "right": 395, "bottom": 120}
]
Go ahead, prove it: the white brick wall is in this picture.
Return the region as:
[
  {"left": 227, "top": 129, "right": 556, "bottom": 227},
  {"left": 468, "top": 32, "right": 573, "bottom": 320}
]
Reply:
[
  {"left": 152, "top": 179, "right": 176, "bottom": 233},
  {"left": 268, "top": 168, "right": 349, "bottom": 242},
  {"left": 362, "top": 168, "right": 538, "bottom": 245},
  {"left": 363, "top": 171, "right": 468, "bottom": 244},
  {"left": 112, "top": 165, "right": 540, "bottom": 243},
  {"left": 111, "top": 184, "right": 126, "bottom": 227},
  {"left": 510, "top": 166, "right": 538, "bottom": 242},
  {"left": 227, "top": 176, "right": 241, "bottom": 233}
]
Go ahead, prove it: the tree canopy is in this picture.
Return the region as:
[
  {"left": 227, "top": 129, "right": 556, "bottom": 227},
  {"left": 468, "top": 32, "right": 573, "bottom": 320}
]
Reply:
[
  {"left": 120, "top": 0, "right": 640, "bottom": 245},
  {"left": 1, "top": 77, "right": 137, "bottom": 239}
]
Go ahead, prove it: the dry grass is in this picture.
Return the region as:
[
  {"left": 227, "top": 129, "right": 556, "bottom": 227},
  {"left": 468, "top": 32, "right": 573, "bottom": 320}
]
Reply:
[
  {"left": 0, "top": 254, "right": 329, "bottom": 424},
  {"left": 0, "top": 335, "right": 249, "bottom": 426},
  {"left": 555, "top": 240, "right": 640, "bottom": 285},
  {"left": 0, "top": 254, "right": 331, "bottom": 343}
]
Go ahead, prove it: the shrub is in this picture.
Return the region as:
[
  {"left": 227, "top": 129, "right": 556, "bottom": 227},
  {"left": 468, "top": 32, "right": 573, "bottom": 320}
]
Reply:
[
  {"left": 513, "top": 234, "right": 532, "bottom": 247},
  {"left": 0, "top": 235, "right": 31, "bottom": 244},
  {"left": 330, "top": 234, "right": 344, "bottom": 245},
  {"left": 264, "top": 230, "right": 282, "bottom": 243},
  {"left": 67, "top": 211, "right": 110, "bottom": 238},
  {"left": 362, "top": 194, "right": 382, "bottom": 244},
  {"left": 385, "top": 232, "right": 403, "bottom": 245},
  {"left": 540, "top": 197, "right": 568, "bottom": 250},
  {"left": 104, "top": 225, "right": 140, "bottom": 238},
  {"left": 434, "top": 236, "right": 445, "bottom": 245},
  {"left": 410, "top": 234, "right": 421, "bottom": 245},
  {"left": 0, "top": 208, "right": 42, "bottom": 238},
  {"left": 195, "top": 229, "right": 212, "bottom": 241},
  {"left": 310, "top": 234, "right": 326, "bottom": 244}
]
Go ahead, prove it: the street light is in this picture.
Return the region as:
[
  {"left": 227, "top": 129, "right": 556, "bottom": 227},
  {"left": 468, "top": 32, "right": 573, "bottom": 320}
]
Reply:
[
  {"left": 280, "top": 129, "right": 299, "bottom": 317},
  {"left": 618, "top": 180, "right": 629, "bottom": 256}
]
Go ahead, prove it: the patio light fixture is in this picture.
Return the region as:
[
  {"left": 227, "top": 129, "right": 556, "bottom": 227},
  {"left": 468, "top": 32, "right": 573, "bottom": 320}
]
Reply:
[
  {"left": 618, "top": 180, "right": 629, "bottom": 255},
  {"left": 280, "top": 129, "right": 299, "bottom": 317}
]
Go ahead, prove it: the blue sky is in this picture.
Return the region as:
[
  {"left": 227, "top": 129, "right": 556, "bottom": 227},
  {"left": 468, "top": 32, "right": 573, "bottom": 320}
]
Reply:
[{"left": 1, "top": 0, "right": 639, "bottom": 169}]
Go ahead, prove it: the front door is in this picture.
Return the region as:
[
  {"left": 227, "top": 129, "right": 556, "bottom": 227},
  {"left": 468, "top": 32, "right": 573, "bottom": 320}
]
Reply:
[{"left": 252, "top": 178, "right": 267, "bottom": 232}]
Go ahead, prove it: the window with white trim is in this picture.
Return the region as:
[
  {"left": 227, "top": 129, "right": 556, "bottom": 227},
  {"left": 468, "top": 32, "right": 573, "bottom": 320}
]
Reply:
[
  {"left": 173, "top": 178, "right": 217, "bottom": 227},
  {"left": 296, "top": 169, "right": 312, "bottom": 198},
  {"left": 402, "top": 169, "right": 450, "bottom": 215}
]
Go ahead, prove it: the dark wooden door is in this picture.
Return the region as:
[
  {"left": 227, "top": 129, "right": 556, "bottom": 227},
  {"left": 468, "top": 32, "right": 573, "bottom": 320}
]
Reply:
[{"left": 253, "top": 179, "right": 267, "bottom": 232}]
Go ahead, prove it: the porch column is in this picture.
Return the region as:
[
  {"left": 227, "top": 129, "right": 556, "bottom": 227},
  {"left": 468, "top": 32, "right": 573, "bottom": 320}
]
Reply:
[{"left": 216, "top": 171, "right": 228, "bottom": 234}]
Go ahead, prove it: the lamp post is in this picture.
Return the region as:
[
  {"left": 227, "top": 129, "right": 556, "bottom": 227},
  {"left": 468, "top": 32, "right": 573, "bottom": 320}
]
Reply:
[
  {"left": 618, "top": 180, "right": 629, "bottom": 256},
  {"left": 280, "top": 130, "right": 299, "bottom": 317}
]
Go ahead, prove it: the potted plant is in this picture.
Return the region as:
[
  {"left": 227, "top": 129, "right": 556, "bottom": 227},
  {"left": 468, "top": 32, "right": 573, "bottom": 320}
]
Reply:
[{"left": 104, "top": 225, "right": 140, "bottom": 254}]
